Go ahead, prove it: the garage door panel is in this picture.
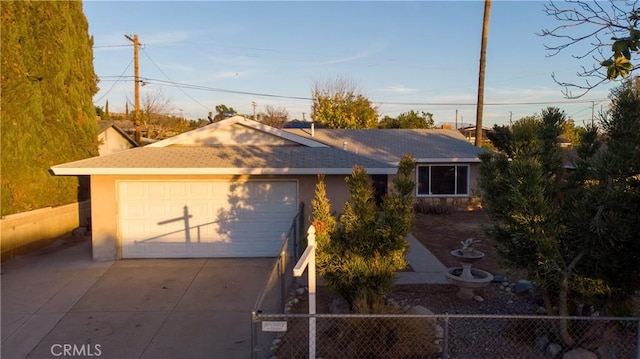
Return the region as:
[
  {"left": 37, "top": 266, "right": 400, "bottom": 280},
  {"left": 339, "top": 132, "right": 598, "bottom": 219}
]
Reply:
[{"left": 119, "top": 181, "right": 297, "bottom": 258}]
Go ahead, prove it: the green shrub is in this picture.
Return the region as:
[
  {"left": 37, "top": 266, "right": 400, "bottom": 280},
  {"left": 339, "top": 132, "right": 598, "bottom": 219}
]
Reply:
[
  {"left": 312, "top": 155, "right": 416, "bottom": 312},
  {"left": 1, "top": 1, "right": 98, "bottom": 215},
  {"left": 414, "top": 200, "right": 453, "bottom": 215},
  {"left": 344, "top": 303, "right": 438, "bottom": 358}
]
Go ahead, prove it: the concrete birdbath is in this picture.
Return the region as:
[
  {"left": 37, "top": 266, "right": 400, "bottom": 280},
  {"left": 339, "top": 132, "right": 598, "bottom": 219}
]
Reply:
[{"left": 445, "top": 238, "right": 494, "bottom": 299}]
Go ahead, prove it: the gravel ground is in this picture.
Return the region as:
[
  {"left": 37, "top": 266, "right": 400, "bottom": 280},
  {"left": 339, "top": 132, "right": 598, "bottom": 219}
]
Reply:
[
  {"left": 386, "top": 283, "right": 553, "bottom": 359},
  {"left": 282, "top": 284, "right": 636, "bottom": 359},
  {"left": 387, "top": 282, "right": 539, "bottom": 315}
]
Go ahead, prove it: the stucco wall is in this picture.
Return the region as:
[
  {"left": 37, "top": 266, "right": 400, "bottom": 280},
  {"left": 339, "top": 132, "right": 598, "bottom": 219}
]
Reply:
[
  {"left": 98, "top": 127, "right": 136, "bottom": 156},
  {"left": 171, "top": 122, "right": 299, "bottom": 146},
  {"left": 88, "top": 174, "right": 349, "bottom": 261},
  {"left": 87, "top": 165, "right": 482, "bottom": 261},
  {"left": 1, "top": 201, "right": 91, "bottom": 262}
]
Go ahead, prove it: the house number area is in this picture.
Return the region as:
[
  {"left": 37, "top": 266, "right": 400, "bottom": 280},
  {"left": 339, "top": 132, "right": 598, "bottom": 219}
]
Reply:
[{"left": 262, "top": 321, "right": 287, "bottom": 332}]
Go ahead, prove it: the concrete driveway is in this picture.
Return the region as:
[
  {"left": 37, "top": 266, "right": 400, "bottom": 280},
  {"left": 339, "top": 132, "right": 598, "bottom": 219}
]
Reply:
[{"left": 1, "top": 237, "right": 274, "bottom": 359}]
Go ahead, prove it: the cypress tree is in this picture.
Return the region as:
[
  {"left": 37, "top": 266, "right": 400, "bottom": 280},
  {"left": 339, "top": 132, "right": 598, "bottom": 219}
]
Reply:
[{"left": 1, "top": 1, "right": 98, "bottom": 215}]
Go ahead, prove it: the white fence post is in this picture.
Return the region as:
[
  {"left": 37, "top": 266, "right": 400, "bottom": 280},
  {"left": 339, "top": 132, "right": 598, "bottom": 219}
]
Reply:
[{"left": 293, "top": 225, "right": 317, "bottom": 359}]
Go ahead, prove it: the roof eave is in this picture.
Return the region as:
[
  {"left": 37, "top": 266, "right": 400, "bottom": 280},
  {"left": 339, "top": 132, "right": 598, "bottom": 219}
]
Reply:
[
  {"left": 50, "top": 167, "right": 397, "bottom": 176},
  {"left": 413, "top": 157, "right": 481, "bottom": 163}
]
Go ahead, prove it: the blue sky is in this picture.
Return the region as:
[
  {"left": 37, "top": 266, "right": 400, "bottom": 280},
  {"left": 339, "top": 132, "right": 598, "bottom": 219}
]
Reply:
[{"left": 84, "top": 1, "right": 620, "bottom": 127}]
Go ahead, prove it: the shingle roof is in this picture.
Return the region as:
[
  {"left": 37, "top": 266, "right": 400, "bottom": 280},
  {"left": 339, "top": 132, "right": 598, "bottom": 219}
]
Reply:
[
  {"left": 97, "top": 120, "right": 139, "bottom": 147},
  {"left": 285, "top": 128, "right": 486, "bottom": 163},
  {"left": 51, "top": 146, "right": 396, "bottom": 175}
]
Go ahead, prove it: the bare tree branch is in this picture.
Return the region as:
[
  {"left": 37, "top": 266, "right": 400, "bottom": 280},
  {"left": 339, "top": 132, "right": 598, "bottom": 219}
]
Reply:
[
  {"left": 539, "top": 0, "right": 640, "bottom": 97},
  {"left": 259, "top": 105, "right": 288, "bottom": 128}
]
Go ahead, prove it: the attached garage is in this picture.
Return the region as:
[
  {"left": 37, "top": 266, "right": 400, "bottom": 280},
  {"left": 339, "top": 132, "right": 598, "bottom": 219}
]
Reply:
[
  {"left": 50, "top": 116, "right": 397, "bottom": 261},
  {"left": 118, "top": 180, "right": 297, "bottom": 258}
]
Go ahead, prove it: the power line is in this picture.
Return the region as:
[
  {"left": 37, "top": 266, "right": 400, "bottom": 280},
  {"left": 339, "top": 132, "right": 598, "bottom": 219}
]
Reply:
[
  {"left": 94, "top": 58, "right": 134, "bottom": 104},
  {"left": 377, "top": 99, "right": 609, "bottom": 106},
  {"left": 140, "top": 47, "right": 211, "bottom": 112},
  {"left": 93, "top": 44, "right": 132, "bottom": 49},
  {"left": 141, "top": 78, "right": 311, "bottom": 100},
  {"left": 142, "top": 78, "right": 609, "bottom": 106},
  {"left": 96, "top": 74, "right": 610, "bottom": 108}
]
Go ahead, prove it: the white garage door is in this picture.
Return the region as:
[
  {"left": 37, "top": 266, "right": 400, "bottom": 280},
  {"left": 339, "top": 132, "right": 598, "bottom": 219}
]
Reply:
[{"left": 118, "top": 180, "right": 297, "bottom": 258}]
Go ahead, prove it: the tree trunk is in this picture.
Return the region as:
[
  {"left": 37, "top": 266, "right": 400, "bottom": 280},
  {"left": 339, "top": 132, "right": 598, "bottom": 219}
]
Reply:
[
  {"left": 541, "top": 286, "right": 555, "bottom": 315},
  {"left": 558, "top": 271, "right": 575, "bottom": 345},
  {"left": 475, "top": 0, "right": 491, "bottom": 147}
]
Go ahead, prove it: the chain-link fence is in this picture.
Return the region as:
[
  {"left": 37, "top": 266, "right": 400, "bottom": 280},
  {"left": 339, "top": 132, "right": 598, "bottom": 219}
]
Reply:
[
  {"left": 252, "top": 312, "right": 640, "bottom": 359},
  {"left": 251, "top": 203, "right": 305, "bottom": 351}
]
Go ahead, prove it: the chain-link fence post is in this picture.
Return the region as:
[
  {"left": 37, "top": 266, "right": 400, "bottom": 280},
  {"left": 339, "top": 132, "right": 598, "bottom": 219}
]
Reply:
[
  {"left": 442, "top": 314, "right": 449, "bottom": 359},
  {"left": 279, "top": 241, "right": 286, "bottom": 310},
  {"left": 251, "top": 311, "right": 258, "bottom": 359},
  {"left": 636, "top": 319, "right": 640, "bottom": 359}
]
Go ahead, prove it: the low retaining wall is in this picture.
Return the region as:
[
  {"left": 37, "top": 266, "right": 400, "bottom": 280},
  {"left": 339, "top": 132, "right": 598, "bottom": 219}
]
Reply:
[{"left": 1, "top": 201, "right": 91, "bottom": 262}]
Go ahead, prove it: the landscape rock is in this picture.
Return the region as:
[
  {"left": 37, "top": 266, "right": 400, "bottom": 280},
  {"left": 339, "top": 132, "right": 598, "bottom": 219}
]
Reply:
[
  {"left": 407, "top": 305, "right": 436, "bottom": 324},
  {"left": 514, "top": 279, "right": 532, "bottom": 295},
  {"left": 473, "top": 295, "right": 484, "bottom": 302},
  {"left": 536, "top": 306, "right": 547, "bottom": 315},
  {"left": 296, "top": 287, "right": 306, "bottom": 295},
  {"left": 491, "top": 274, "right": 506, "bottom": 283},
  {"left": 596, "top": 344, "right": 618, "bottom": 359},
  {"left": 546, "top": 343, "right": 562, "bottom": 359},
  {"left": 562, "top": 347, "right": 597, "bottom": 359},
  {"left": 329, "top": 296, "right": 350, "bottom": 314},
  {"left": 434, "top": 324, "right": 444, "bottom": 339},
  {"left": 407, "top": 305, "right": 435, "bottom": 316},
  {"left": 533, "top": 335, "right": 549, "bottom": 352}
]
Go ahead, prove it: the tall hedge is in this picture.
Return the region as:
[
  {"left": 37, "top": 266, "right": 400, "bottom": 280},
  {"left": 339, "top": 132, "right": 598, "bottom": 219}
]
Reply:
[{"left": 1, "top": 1, "right": 98, "bottom": 216}]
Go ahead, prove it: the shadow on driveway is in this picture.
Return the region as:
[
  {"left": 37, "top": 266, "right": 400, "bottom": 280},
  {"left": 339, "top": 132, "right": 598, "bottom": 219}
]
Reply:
[{"left": 1, "top": 238, "right": 274, "bottom": 359}]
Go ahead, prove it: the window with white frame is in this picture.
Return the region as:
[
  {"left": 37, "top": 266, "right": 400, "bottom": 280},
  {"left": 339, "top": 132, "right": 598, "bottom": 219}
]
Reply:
[{"left": 416, "top": 165, "right": 469, "bottom": 196}]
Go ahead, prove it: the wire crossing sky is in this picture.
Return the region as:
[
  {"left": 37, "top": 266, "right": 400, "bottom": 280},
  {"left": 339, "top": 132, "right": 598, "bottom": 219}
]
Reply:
[{"left": 84, "top": 1, "right": 619, "bottom": 127}]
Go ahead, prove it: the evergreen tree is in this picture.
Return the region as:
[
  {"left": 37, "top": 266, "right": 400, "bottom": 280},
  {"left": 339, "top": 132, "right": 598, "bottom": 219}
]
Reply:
[
  {"left": 312, "top": 155, "right": 416, "bottom": 312},
  {"left": 1, "top": 1, "right": 98, "bottom": 215},
  {"left": 104, "top": 99, "right": 110, "bottom": 120},
  {"left": 479, "top": 101, "right": 640, "bottom": 344},
  {"left": 565, "top": 79, "right": 640, "bottom": 314}
]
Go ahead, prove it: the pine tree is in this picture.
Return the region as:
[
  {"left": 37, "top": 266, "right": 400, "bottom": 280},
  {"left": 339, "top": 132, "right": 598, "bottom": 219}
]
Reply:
[{"left": 311, "top": 156, "right": 416, "bottom": 312}]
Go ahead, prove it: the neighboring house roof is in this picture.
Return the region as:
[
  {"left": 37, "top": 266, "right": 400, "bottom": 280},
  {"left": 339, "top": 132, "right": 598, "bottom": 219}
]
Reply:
[
  {"left": 98, "top": 121, "right": 138, "bottom": 147},
  {"left": 150, "top": 116, "right": 327, "bottom": 148},
  {"left": 51, "top": 116, "right": 396, "bottom": 176},
  {"left": 285, "top": 128, "right": 486, "bottom": 163}
]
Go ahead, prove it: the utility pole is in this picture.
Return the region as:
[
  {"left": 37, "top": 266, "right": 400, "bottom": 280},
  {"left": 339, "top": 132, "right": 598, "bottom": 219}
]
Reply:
[
  {"left": 252, "top": 101, "right": 257, "bottom": 121},
  {"left": 475, "top": 0, "right": 491, "bottom": 147},
  {"left": 125, "top": 34, "right": 141, "bottom": 144},
  {"left": 509, "top": 111, "right": 513, "bottom": 128},
  {"left": 591, "top": 101, "right": 595, "bottom": 126},
  {"left": 455, "top": 109, "right": 458, "bottom": 129}
]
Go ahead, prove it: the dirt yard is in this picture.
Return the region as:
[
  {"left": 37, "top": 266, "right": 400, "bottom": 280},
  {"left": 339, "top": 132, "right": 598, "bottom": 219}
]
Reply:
[
  {"left": 302, "top": 209, "right": 530, "bottom": 316},
  {"left": 412, "top": 209, "right": 503, "bottom": 275}
]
